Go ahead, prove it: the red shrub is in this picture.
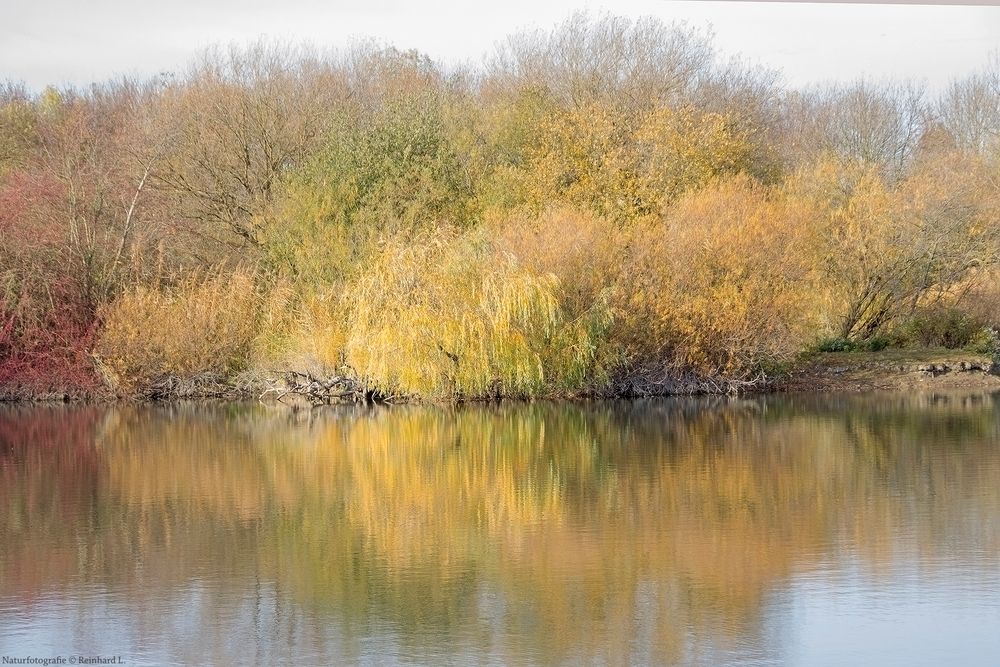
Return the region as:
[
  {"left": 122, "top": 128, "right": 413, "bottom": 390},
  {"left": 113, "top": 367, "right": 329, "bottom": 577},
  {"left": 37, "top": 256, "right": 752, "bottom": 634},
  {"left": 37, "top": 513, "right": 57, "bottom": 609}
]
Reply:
[
  {"left": 0, "top": 169, "right": 103, "bottom": 398},
  {"left": 0, "top": 281, "right": 102, "bottom": 398}
]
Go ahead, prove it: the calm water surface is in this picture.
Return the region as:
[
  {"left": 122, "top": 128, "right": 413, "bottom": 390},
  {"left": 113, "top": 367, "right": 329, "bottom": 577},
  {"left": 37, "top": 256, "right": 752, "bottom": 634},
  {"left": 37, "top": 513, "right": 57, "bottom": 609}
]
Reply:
[{"left": 1, "top": 393, "right": 999, "bottom": 665}]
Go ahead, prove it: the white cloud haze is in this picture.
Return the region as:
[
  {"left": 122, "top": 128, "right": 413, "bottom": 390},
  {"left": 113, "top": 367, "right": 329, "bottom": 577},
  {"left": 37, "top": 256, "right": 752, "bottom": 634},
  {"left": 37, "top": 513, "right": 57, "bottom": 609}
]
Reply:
[{"left": 1, "top": 0, "right": 998, "bottom": 90}]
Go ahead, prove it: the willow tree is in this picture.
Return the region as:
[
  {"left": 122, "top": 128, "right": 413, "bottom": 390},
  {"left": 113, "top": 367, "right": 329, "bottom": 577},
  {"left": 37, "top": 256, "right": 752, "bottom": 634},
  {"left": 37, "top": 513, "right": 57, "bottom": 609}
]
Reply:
[{"left": 315, "top": 230, "right": 605, "bottom": 399}]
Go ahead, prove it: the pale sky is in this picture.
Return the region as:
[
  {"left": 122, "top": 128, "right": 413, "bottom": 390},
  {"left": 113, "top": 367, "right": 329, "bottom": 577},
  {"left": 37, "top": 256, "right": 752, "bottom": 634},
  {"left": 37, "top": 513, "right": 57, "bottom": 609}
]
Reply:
[{"left": 1, "top": 0, "right": 998, "bottom": 91}]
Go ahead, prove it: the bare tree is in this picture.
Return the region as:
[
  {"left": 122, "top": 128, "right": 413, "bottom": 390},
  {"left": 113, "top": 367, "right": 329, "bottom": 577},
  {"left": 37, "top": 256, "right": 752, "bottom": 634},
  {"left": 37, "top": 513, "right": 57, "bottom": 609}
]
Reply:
[
  {"left": 152, "top": 42, "right": 347, "bottom": 250},
  {"left": 937, "top": 52, "right": 1000, "bottom": 158},
  {"left": 487, "top": 13, "right": 715, "bottom": 115},
  {"left": 26, "top": 81, "right": 168, "bottom": 305},
  {"left": 779, "top": 80, "right": 928, "bottom": 181}
]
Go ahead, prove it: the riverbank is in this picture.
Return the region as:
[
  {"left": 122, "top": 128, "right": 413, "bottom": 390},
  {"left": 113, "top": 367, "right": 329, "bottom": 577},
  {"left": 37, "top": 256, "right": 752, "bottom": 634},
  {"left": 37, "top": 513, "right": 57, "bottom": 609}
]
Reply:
[
  {"left": 780, "top": 348, "right": 1000, "bottom": 393},
  {"left": 3, "top": 348, "right": 999, "bottom": 404}
]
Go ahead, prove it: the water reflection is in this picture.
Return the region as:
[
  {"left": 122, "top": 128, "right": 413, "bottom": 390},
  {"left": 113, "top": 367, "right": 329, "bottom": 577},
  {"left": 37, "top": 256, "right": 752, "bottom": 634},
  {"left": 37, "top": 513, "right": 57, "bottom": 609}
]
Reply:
[{"left": 1, "top": 393, "right": 999, "bottom": 665}]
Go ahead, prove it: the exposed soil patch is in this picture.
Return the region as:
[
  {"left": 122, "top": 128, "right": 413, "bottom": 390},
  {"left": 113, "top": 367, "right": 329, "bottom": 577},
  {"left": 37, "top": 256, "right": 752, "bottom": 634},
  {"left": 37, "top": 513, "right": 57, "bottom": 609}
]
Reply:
[{"left": 780, "top": 349, "right": 1000, "bottom": 393}]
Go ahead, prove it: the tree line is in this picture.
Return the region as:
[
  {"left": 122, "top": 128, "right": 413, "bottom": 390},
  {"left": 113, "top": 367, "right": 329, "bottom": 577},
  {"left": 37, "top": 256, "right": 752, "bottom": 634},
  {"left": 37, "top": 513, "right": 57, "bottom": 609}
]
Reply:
[{"left": 2, "top": 14, "right": 999, "bottom": 399}]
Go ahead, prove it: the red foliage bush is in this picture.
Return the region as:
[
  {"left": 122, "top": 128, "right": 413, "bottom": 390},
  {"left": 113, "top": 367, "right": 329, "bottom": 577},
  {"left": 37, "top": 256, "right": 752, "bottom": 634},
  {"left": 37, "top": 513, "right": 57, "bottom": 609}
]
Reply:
[
  {"left": 0, "top": 169, "right": 64, "bottom": 243},
  {"left": 0, "top": 282, "right": 102, "bottom": 399},
  {"left": 0, "top": 169, "right": 103, "bottom": 398}
]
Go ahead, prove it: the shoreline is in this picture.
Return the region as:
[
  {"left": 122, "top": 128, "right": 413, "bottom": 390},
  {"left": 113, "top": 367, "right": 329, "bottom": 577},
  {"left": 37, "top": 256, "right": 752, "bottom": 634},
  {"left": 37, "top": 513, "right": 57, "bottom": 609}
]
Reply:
[
  {"left": 779, "top": 349, "right": 1000, "bottom": 394},
  {"left": 3, "top": 348, "right": 999, "bottom": 406}
]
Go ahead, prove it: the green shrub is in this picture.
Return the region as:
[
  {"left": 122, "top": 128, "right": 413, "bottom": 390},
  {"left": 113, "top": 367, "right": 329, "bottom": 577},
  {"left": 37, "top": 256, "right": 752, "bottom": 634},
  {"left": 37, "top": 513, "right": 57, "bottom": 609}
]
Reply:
[
  {"left": 895, "top": 308, "right": 984, "bottom": 349},
  {"left": 815, "top": 337, "right": 856, "bottom": 353},
  {"left": 813, "top": 336, "right": 889, "bottom": 353},
  {"left": 865, "top": 336, "right": 890, "bottom": 352},
  {"left": 966, "top": 327, "right": 1000, "bottom": 356}
]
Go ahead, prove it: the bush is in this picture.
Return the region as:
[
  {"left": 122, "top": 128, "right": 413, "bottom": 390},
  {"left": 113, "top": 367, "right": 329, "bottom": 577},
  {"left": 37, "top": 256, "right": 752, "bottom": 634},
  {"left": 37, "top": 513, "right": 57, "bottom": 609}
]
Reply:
[
  {"left": 965, "top": 327, "right": 999, "bottom": 356},
  {"left": 95, "top": 268, "right": 262, "bottom": 394},
  {"left": 496, "top": 206, "right": 624, "bottom": 324},
  {"left": 616, "top": 175, "right": 817, "bottom": 379},
  {"left": 0, "top": 278, "right": 101, "bottom": 397},
  {"left": 894, "top": 307, "right": 984, "bottom": 349},
  {"left": 866, "top": 336, "right": 890, "bottom": 352},
  {"left": 815, "top": 337, "right": 856, "bottom": 353},
  {"left": 496, "top": 178, "right": 818, "bottom": 384}
]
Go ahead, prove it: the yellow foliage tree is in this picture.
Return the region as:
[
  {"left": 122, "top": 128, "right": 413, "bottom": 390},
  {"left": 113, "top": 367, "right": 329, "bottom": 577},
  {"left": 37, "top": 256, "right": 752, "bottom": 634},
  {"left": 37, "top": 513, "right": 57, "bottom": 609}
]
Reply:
[
  {"left": 480, "top": 100, "right": 765, "bottom": 225},
  {"left": 788, "top": 152, "right": 1000, "bottom": 340},
  {"left": 620, "top": 175, "right": 816, "bottom": 379},
  {"left": 304, "top": 230, "right": 606, "bottom": 398},
  {"left": 633, "top": 106, "right": 762, "bottom": 214}
]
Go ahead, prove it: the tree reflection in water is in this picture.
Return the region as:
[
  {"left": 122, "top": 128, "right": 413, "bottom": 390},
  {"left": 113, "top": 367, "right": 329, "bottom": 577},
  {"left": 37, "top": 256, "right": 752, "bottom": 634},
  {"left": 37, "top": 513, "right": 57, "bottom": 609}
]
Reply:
[{"left": 1, "top": 392, "right": 999, "bottom": 665}]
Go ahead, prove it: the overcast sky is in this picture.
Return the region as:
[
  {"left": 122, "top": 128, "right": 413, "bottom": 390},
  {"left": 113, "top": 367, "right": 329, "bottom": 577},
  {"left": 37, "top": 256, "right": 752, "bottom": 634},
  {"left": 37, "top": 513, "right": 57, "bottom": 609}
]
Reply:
[{"left": 2, "top": 0, "right": 998, "bottom": 91}]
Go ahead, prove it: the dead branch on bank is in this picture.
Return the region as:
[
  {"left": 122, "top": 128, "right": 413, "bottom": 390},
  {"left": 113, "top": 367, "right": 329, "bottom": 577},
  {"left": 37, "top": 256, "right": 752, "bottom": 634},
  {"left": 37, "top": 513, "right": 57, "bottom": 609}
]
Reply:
[{"left": 259, "top": 370, "right": 386, "bottom": 406}]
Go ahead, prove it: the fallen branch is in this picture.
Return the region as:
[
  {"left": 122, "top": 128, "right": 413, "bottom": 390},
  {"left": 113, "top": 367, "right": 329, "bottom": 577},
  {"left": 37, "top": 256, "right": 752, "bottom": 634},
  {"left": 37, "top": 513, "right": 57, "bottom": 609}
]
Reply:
[{"left": 259, "top": 370, "right": 370, "bottom": 406}]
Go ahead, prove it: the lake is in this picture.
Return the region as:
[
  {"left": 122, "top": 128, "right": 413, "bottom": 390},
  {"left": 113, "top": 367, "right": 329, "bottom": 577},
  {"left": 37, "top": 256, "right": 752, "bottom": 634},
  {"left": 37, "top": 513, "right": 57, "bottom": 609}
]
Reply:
[{"left": 1, "top": 393, "right": 999, "bottom": 665}]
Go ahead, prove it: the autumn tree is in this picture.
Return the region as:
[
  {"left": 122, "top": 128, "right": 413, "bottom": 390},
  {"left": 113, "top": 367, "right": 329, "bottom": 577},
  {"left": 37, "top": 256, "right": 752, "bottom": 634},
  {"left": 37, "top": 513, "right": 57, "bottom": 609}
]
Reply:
[
  {"left": 152, "top": 43, "right": 346, "bottom": 252},
  {"left": 0, "top": 81, "right": 166, "bottom": 392},
  {"left": 262, "top": 86, "right": 477, "bottom": 284},
  {"left": 789, "top": 150, "right": 1000, "bottom": 340},
  {"left": 779, "top": 81, "right": 928, "bottom": 181}
]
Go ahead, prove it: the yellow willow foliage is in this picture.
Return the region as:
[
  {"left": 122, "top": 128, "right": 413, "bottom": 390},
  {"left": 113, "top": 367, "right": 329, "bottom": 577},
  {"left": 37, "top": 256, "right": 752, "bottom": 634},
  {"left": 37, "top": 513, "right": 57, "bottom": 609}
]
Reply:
[
  {"left": 623, "top": 175, "right": 817, "bottom": 376},
  {"left": 285, "top": 290, "right": 350, "bottom": 372},
  {"left": 247, "top": 276, "right": 299, "bottom": 368},
  {"left": 472, "top": 87, "right": 569, "bottom": 214},
  {"left": 322, "top": 230, "right": 602, "bottom": 398},
  {"left": 955, "top": 267, "right": 1000, "bottom": 329},
  {"left": 95, "top": 268, "right": 262, "bottom": 392},
  {"left": 494, "top": 207, "right": 623, "bottom": 378}
]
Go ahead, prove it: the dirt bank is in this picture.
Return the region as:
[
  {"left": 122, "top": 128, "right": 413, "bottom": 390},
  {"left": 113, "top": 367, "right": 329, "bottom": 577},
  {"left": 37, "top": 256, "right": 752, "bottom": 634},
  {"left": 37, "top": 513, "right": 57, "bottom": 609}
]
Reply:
[
  {"left": 780, "top": 349, "right": 1000, "bottom": 393},
  {"left": 5, "top": 348, "right": 1000, "bottom": 404}
]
